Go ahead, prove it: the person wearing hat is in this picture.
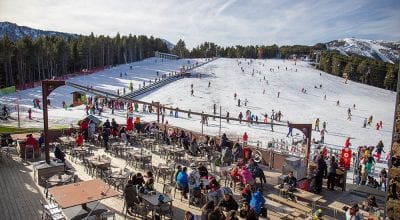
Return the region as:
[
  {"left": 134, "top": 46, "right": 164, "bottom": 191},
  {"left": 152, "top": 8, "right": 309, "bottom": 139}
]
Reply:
[
  {"left": 218, "top": 192, "right": 239, "bottom": 211},
  {"left": 250, "top": 188, "right": 266, "bottom": 216},
  {"left": 306, "top": 209, "right": 323, "bottom": 220},
  {"left": 345, "top": 203, "right": 363, "bottom": 220}
]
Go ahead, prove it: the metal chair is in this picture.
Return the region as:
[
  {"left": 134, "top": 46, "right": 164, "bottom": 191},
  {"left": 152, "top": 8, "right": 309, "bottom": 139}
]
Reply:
[{"left": 40, "top": 200, "right": 66, "bottom": 220}]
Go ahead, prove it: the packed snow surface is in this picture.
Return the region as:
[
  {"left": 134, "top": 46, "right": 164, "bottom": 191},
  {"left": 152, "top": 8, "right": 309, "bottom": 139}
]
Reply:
[{"left": 0, "top": 57, "right": 395, "bottom": 163}]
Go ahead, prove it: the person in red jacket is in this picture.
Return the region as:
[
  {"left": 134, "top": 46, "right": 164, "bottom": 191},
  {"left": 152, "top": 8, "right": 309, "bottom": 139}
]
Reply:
[
  {"left": 126, "top": 117, "right": 133, "bottom": 131},
  {"left": 242, "top": 145, "right": 252, "bottom": 163},
  {"left": 80, "top": 119, "right": 89, "bottom": 140},
  {"left": 26, "top": 134, "right": 38, "bottom": 150},
  {"left": 75, "top": 132, "right": 84, "bottom": 146},
  {"left": 243, "top": 132, "right": 248, "bottom": 145},
  {"left": 376, "top": 123, "right": 380, "bottom": 130}
]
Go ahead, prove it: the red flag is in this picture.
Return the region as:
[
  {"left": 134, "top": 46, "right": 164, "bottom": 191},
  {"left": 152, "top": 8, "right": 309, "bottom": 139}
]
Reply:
[{"left": 340, "top": 147, "right": 352, "bottom": 170}]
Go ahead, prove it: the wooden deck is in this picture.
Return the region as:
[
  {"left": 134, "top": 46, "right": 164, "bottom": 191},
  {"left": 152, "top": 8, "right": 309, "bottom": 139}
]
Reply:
[{"left": 0, "top": 155, "right": 43, "bottom": 220}]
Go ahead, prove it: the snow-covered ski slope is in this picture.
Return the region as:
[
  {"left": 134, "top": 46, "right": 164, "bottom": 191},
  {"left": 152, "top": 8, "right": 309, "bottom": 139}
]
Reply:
[{"left": 0, "top": 58, "right": 395, "bottom": 156}]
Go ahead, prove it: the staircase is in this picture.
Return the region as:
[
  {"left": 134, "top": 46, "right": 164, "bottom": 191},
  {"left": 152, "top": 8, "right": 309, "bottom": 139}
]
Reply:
[{"left": 123, "top": 57, "right": 218, "bottom": 99}]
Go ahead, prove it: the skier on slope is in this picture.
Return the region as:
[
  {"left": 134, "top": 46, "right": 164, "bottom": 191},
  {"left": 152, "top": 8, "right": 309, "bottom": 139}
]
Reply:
[
  {"left": 315, "top": 118, "right": 320, "bottom": 131},
  {"left": 368, "top": 115, "right": 373, "bottom": 126},
  {"left": 347, "top": 108, "right": 352, "bottom": 120},
  {"left": 320, "top": 128, "right": 327, "bottom": 144},
  {"left": 234, "top": 93, "right": 237, "bottom": 100},
  {"left": 263, "top": 114, "right": 268, "bottom": 123},
  {"left": 238, "top": 99, "right": 241, "bottom": 107},
  {"left": 286, "top": 122, "right": 293, "bottom": 137},
  {"left": 363, "top": 118, "right": 367, "bottom": 128},
  {"left": 238, "top": 112, "right": 243, "bottom": 124}
]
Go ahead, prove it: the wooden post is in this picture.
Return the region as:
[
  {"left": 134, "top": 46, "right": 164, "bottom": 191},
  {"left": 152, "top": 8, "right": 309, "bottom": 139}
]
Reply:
[{"left": 42, "top": 80, "right": 65, "bottom": 164}]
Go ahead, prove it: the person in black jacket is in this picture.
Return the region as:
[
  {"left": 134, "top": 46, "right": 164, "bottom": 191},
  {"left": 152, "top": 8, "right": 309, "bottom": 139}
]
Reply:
[
  {"left": 218, "top": 193, "right": 239, "bottom": 211},
  {"left": 198, "top": 164, "right": 208, "bottom": 179},
  {"left": 315, "top": 153, "right": 327, "bottom": 194}
]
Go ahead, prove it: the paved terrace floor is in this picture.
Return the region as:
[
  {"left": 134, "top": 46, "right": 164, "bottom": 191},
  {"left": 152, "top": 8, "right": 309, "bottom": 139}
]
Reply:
[{"left": 0, "top": 143, "right": 381, "bottom": 220}]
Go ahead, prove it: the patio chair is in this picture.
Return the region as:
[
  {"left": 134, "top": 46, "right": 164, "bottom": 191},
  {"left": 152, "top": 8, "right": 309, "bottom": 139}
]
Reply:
[
  {"left": 83, "top": 158, "right": 90, "bottom": 173},
  {"left": 40, "top": 200, "right": 66, "bottom": 220},
  {"left": 100, "top": 211, "right": 116, "bottom": 220},
  {"left": 154, "top": 202, "right": 173, "bottom": 219},
  {"left": 122, "top": 186, "right": 149, "bottom": 220},
  {"left": 173, "top": 182, "right": 186, "bottom": 202}
]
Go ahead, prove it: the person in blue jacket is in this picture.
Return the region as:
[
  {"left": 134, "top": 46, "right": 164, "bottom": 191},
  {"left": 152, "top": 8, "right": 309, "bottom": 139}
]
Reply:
[
  {"left": 176, "top": 167, "right": 189, "bottom": 199},
  {"left": 250, "top": 188, "right": 266, "bottom": 216}
]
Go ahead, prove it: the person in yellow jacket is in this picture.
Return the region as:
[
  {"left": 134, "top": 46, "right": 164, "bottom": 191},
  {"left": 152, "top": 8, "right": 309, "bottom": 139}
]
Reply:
[{"left": 315, "top": 118, "right": 320, "bottom": 131}]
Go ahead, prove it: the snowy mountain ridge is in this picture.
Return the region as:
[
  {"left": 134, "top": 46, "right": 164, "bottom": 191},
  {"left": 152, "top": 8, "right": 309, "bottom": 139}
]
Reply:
[
  {"left": 326, "top": 38, "right": 400, "bottom": 64},
  {"left": 0, "top": 21, "right": 77, "bottom": 42}
]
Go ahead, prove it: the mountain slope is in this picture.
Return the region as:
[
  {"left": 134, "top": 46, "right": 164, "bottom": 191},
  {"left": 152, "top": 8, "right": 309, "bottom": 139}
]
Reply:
[
  {"left": 0, "top": 21, "right": 76, "bottom": 41},
  {"left": 326, "top": 38, "right": 400, "bottom": 64}
]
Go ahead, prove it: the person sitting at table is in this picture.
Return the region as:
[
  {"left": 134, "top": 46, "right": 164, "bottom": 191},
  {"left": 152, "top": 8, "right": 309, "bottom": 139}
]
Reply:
[
  {"left": 250, "top": 188, "right": 266, "bottom": 217},
  {"left": 198, "top": 163, "right": 209, "bottom": 179},
  {"left": 131, "top": 172, "right": 144, "bottom": 186},
  {"left": 124, "top": 180, "right": 141, "bottom": 212},
  {"left": 240, "top": 166, "right": 255, "bottom": 186},
  {"left": 200, "top": 201, "right": 215, "bottom": 220},
  {"left": 239, "top": 202, "right": 257, "bottom": 220},
  {"left": 226, "top": 210, "right": 239, "bottom": 220},
  {"left": 241, "top": 183, "right": 252, "bottom": 204},
  {"left": 283, "top": 171, "right": 297, "bottom": 200},
  {"left": 144, "top": 171, "right": 154, "bottom": 191},
  {"left": 75, "top": 132, "right": 84, "bottom": 146},
  {"left": 177, "top": 167, "right": 189, "bottom": 199},
  {"left": 344, "top": 203, "right": 363, "bottom": 220},
  {"left": 218, "top": 192, "right": 239, "bottom": 211},
  {"left": 306, "top": 209, "right": 323, "bottom": 220},
  {"left": 283, "top": 171, "right": 297, "bottom": 188},
  {"left": 54, "top": 145, "right": 66, "bottom": 163},
  {"left": 247, "top": 158, "right": 267, "bottom": 184},
  {"left": 189, "top": 163, "right": 200, "bottom": 184},
  {"left": 189, "top": 138, "right": 199, "bottom": 156},
  {"left": 184, "top": 211, "right": 198, "bottom": 220},
  {"left": 207, "top": 177, "right": 220, "bottom": 192},
  {"left": 208, "top": 207, "right": 225, "bottom": 220},
  {"left": 174, "top": 165, "right": 182, "bottom": 182},
  {"left": 361, "top": 195, "right": 378, "bottom": 211}
]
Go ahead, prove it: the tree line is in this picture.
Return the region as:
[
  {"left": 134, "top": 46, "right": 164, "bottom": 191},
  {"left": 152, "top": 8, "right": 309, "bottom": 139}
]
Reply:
[
  {"left": 172, "top": 39, "right": 398, "bottom": 90},
  {"left": 0, "top": 33, "right": 169, "bottom": 88},
  {"left": 318, "top": 51, "right": 399, "bottom": 90}
]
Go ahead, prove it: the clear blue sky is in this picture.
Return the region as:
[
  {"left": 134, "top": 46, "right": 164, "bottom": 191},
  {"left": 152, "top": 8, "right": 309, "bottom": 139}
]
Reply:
[{"left": 0, "top": 0, "right": 399, "bottom": 48}]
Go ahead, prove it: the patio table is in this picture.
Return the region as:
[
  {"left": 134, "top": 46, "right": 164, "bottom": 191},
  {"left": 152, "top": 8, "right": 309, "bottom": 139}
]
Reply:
[{"left": 49, "top": 179, "right": 119, "bottom": 209}]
